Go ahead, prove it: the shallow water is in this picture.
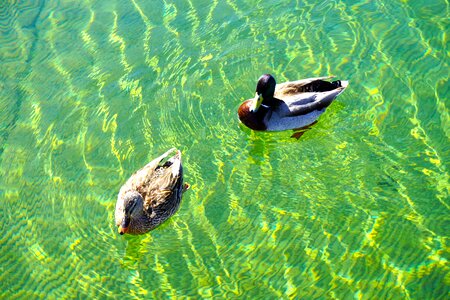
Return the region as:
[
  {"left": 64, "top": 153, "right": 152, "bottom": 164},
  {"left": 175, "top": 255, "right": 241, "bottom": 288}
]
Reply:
[{"left": 0, "top": 0, "right": 449, "bottom": 298}]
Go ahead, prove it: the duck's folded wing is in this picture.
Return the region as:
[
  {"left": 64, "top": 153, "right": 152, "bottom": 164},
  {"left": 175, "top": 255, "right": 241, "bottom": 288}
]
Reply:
[
  {"left": 143, "top": 159, "right": 183, "bottom": 211},
  {"left": 140, "top": 148, "right": 177, "bottom": 177},
  {"left": 275, "top": 76, "right": 336, "bottom": 96},
  {"left": 122, "top": 148, "right": 178, "bottom": 192},
  {"left": 277, "top": 87, "right": 345, "bottom": 117}
]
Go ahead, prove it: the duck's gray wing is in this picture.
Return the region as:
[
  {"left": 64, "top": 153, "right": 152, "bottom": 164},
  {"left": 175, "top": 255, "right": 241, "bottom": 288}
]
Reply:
[{"left": 275, "top": 86, "right": 346, "bottom": 117}]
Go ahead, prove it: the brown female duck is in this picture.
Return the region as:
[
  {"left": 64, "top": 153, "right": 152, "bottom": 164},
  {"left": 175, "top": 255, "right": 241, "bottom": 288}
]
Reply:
[
  {"left": 115, "top": 148, "right": 189, "bottom": 235},
  {"left": 238, "top": 74, "right": 348, "bottom": 132}
]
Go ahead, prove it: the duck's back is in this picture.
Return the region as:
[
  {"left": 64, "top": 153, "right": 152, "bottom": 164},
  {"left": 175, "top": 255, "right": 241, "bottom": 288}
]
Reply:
[
  {"left": 119, "top": 150, "right": 184, "bottom": 211},
  {"left": 265, "top": 77, "right": 348, "bottom": 131},
  {"left": 118, "top": 162, "right": 156, "bottom": 201},
  {"left": 275, "top": 77, "right": 342, "bottom": 98},
  {"left": 143, "top": 161, "right": 184, "bottom": 212}
]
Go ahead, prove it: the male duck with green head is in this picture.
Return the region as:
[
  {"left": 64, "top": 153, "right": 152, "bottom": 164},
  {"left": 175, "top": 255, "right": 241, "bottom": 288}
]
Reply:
[{"left": 238, "top": 74, "right": 348, "bottom": 133}]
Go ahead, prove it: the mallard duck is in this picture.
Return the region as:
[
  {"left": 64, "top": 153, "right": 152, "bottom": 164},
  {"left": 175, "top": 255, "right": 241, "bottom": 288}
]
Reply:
[
  {"left": 115, "top": 148, "right": 189, "bottom": 235},
  {"left": 238, "top": 74, "right": 348, "bottom": 132}
]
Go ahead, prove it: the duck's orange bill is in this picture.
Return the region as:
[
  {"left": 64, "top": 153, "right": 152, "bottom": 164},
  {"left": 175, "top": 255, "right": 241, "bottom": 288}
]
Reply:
[{"left": 118, "top": 226, "right": 128, "bottom": 235}]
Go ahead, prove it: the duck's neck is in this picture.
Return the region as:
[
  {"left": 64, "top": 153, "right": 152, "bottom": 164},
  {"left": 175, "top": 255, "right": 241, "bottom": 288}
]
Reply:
[
  {"left": 129, "top": 200, "right": 152, "bottom": 234},
  {"left": 257, "top": 92, "right": 277, "bottom": 108},
  {"left": 252, "top": 103, "right": 270, "bottom": 117}
]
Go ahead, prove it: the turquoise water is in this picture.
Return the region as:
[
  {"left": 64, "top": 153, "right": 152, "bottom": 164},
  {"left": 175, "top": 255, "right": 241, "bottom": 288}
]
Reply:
[{"left": 0, "top": 0, "right": 449, "bottom": 298}]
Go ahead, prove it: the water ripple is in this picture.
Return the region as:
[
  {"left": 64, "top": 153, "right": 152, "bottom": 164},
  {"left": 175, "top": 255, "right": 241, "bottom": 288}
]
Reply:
[{"left": 0, "top": 0, "right": 449, "bottom": 298}]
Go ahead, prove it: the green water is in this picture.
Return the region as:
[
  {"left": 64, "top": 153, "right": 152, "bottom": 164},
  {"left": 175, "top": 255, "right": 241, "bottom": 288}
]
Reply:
[{"left": 1, "top": 0, "right": 449, "bottom": 298}]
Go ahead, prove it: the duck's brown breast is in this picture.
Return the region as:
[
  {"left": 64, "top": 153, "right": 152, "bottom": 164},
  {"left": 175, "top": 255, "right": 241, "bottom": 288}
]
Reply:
[{"left": 238, "top": 100, "right": 267, "bottom": 131}]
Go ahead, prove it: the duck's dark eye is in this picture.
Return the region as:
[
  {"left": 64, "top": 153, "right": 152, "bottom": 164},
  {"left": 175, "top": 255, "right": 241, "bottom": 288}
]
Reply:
[{"left": 125, "top": 199, "right": 137, "bottom": 213}]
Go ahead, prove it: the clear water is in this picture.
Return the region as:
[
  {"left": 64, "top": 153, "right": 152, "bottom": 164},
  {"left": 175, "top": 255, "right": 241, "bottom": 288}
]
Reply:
[{"left": 1, "top": 0, "right": 449, "bottom": 298}]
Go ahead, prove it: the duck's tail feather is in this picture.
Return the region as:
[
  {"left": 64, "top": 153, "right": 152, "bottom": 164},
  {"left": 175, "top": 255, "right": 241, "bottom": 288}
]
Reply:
[
  {"left": 338, "top": 80, "right": 349, "bottom": 88},
  {"left": 169, "top": 150, "right": 182, "bottom": 177},
  {"left": 143, "top": 148, "right": 180, "bottom": 171},
  {"left": 317, "top": 82, "right": 348, "bottom": 105},
  {"left": 331, "top": 80, "right": 349, "bottom": 89}
]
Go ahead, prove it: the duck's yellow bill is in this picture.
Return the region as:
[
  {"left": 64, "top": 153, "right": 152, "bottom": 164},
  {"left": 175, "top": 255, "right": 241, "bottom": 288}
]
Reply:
[{"left": 118, "top": 226, "right": 128, "bottom": 235}]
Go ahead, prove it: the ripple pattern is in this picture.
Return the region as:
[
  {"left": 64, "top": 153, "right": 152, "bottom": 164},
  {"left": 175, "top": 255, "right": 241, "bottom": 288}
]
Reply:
[{"left": 0, "top": 0, "right": 448, "bottom": 298}]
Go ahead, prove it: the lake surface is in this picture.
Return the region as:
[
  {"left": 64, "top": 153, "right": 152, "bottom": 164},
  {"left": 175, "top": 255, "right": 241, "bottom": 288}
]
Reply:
[{"left": 1, "top": 0, "right": 448, "bottom": 298}]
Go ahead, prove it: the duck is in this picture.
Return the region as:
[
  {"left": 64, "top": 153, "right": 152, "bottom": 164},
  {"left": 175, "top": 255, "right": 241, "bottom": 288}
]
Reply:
[
  {"left": 238, "top": 74, "right": 348, "bottom": 133},
  {"left": 115, "top": 148, "right": 189, "bottom": 235}
]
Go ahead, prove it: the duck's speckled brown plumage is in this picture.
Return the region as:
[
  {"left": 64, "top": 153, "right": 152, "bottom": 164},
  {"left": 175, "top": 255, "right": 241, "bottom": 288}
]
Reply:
[{"left": 115, "top": 148, "right": 188, "bottom": 235}]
